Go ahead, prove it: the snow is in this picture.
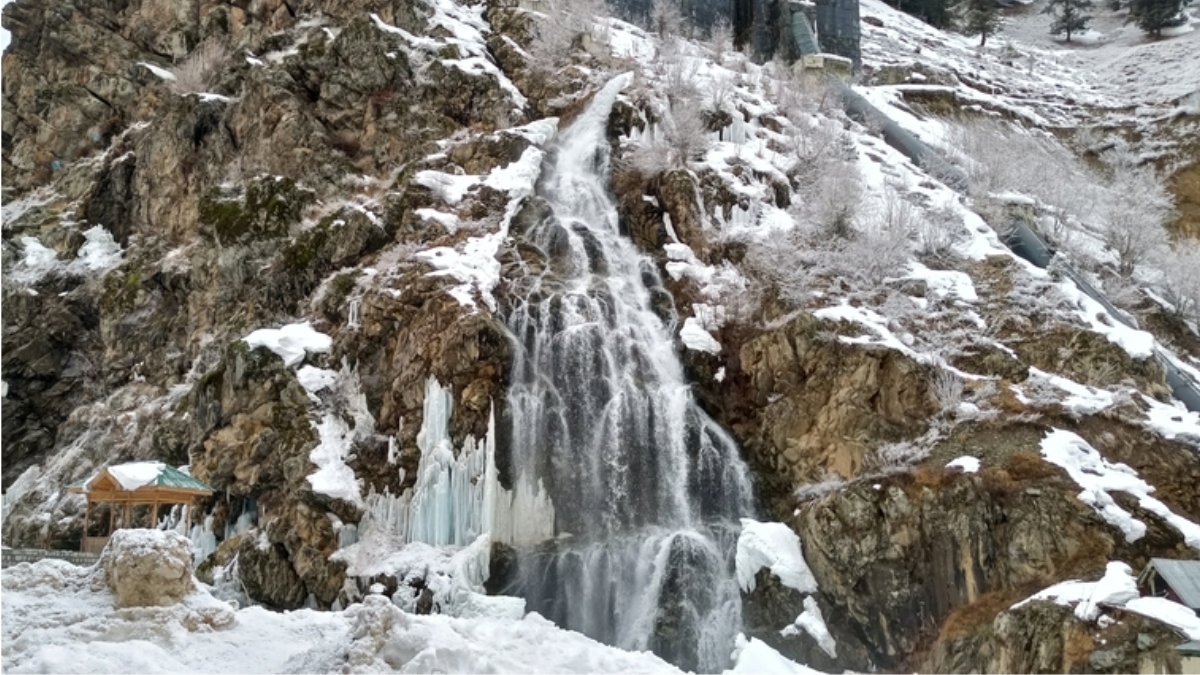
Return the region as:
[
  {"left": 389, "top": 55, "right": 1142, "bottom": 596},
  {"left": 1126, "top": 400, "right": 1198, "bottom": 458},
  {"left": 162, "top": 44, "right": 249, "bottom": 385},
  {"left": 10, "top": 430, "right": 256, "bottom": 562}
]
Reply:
[
  {"left": 296, "top": 366, "right": 338, "bottom": 395},
  {"left": 139, "top": 62, "right": 177, "bottom": 81},
  {"left": 1, "top": 558, "right": 684, "bottom": 674},
  {"left": 1123, "top": 596, "right": 1200, "bottom": 640},
  {"left": 1040, "top": 429, "right": 1200, "bottom": 550},
  {"left": 736, "top": 519, "right": 818, "bottom": 594},
  {"left": 105, "top": 462, "right": 166, "bottom": 490},
  {"left": 1013, "top": 562, "right": 1200, "bottom": 640},
  {"left": 307, "top": 414, "right": 363, "bottom": 507},
  {"left": 1012, "top": 561, "right": 1138, "bottom": 621},
  {"left": 681, "top": 317, "right": 722, "bottom": 354},
  {"left": 1074, "top": 561, "right": 1140, "bottom": 621},
  {"left": 1028, "top": 367, "right": 1116, "bottom": 415},
  {"left": 723, "top": 634, "right": 826, "bottom": 675},
  {"left": 370, "top": 1, "right": 527, "bottom": 112},
  {"left": 1057, "top": 281, "right": 1156, "bottom": 359},
  {"left": 242, "top": 322, "right": 332, "bottom": 367},
  {"left": 10, "top": 226, "right": 124, "bottom": 285},
  {"left": 780, "top": 596, "right": 837, "bottom": 658},
  {"left": 1141, "top": 394, "right": 1200, "bottom": 440},
  {"left": 413, "top": 170, "right": 480, "bottom": 206},
  {"left": 74, "top": 226, "right": 125, "bottom": 272},
  {"left": 12, "top": 237, "right": 59, "bottom": 283},
  {"left": 946, "top": 455, "right": 981, "bottom": 473},
  {"left": 413, "top": 208, "right": 461, "bottom": 234},
  {"left": 415, "top": 142, "right": 550, "bottom": 312},
  {"left": 907, "top": 263, "right": 978, "bottom": 302}
]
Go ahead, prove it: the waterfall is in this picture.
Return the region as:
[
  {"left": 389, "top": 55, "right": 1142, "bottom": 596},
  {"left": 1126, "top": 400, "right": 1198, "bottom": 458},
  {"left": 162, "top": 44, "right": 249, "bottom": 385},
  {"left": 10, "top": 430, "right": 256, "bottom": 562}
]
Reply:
[{"left": 499, "top": 73, "right": 757, "bottom": 672}]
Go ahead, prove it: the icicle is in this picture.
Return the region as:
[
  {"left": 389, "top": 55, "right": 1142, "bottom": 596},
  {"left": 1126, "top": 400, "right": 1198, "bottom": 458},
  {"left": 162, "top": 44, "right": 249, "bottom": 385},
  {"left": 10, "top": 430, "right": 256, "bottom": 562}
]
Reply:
[
  {"left": 348, "top": 297, "right": 361, "bottom": 330},
  {"left": 190, "top": 514, "right": 218, "bottom": 567},
  {"left": 356, "top": 379, "right": 554, "bottom": 548}
]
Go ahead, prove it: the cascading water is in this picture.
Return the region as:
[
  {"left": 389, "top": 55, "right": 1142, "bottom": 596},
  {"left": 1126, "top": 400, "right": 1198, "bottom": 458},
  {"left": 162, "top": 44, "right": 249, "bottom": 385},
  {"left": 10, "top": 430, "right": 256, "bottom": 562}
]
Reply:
[{"left": 498, "top": 73, "right": 757, "bottom": 672}]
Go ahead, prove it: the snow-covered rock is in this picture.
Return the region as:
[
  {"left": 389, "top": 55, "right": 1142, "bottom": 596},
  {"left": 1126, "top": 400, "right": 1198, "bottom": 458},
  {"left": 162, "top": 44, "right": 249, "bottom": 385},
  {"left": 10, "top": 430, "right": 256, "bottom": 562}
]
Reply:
[{"left": 99, "top": 529, "right": 197, "bottom": 608}]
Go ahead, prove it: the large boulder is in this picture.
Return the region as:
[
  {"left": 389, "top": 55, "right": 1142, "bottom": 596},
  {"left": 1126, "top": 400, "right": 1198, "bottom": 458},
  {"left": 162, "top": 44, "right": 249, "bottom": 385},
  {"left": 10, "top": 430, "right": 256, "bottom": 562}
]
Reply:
[{"left": 99, "top": 529, "right": 196, "bottom": 608}]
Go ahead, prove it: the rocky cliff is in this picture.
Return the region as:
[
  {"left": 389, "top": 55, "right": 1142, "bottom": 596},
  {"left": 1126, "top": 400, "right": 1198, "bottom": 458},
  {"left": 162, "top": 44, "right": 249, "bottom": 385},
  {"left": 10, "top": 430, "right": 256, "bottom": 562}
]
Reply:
[{"left": 4, "top": 0, "right": 1199, "bottom": 671}]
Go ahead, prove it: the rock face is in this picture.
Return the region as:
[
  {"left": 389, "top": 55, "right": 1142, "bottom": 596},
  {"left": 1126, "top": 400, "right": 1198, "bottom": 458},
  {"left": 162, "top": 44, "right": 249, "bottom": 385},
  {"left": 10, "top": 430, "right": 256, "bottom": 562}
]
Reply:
[
  {"left": 2, "top": 0, "right": 534, "bottom": 610},
  {"left": 928, "top": 598, "right": 1186, "bottom": 674},
  {"left": 729, "top": 313, "right": 936, "bottom": 506},
  {"left": 100, "top": 529, "right": 196, "bottom": 608},
  {"left": 5, "top": 0, "right": 1200, "bottom": 671}
]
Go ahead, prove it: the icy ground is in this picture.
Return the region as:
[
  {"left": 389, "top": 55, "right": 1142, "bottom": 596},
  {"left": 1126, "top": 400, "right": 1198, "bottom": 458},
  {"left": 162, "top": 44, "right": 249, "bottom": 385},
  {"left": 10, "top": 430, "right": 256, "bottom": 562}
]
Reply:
[
  {"left": 0, "top": 557, "right": 689, "bottom": 674},
  {"left": 0, "top": 552, "right": 826, "bottom": 674}
]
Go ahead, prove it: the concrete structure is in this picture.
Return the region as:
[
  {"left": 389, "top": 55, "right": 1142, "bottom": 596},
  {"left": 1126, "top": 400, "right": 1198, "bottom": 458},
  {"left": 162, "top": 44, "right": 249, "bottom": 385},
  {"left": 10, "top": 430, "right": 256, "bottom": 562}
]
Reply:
[
  {"left": 734, "top": 0, "right": 860, "bottom": 71},
  {"left": 1, "top": 548, "right": 101, "bottom": 568}
]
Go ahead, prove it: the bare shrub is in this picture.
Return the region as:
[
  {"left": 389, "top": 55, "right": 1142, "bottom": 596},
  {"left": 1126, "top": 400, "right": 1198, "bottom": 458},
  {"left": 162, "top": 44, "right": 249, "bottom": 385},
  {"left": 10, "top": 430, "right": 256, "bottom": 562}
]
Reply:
[
  {"left": 932, "top": 369, "right": 964, "bottom": 413},
  {"left": 805, "top": 158, "right": 863, "bottom": 238},
  {"left": 917, "top": 205, "right": 960, "bottom": 257},
  {"left": 786, "top": 116, "right": 851, "bottom": 190},
  {"left": 661, "top": 44, "right": 701, "bottom": 105},
  {"left": 948, "top": 120, "right": 1100, "bottom": 245},
  {"left": 836, "top": 208, "right": 912, "bottom": 285},
  {"left": 1158, "top": 240, "right": 1200, "bottom": 322},
  {"left": 169, "top": 41, "right": 228, "bottom": 94},
  {"left": 866, "top": 439, "right": 931, "bottom": 474},
  {"left": 1098, "top": 155, "right": 1173, "bottom": 277}
]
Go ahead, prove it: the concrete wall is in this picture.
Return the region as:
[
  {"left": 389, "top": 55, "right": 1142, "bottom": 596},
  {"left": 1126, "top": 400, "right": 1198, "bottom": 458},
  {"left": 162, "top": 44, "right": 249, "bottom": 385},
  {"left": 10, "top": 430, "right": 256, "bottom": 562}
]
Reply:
[{"left": 1, "top": 548, "right": 100, "bottom": 568}]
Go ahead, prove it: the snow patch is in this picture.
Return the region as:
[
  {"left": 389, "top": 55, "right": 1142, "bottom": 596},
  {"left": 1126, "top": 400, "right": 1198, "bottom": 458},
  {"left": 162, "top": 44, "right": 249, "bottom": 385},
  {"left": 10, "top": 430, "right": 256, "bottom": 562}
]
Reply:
[
  {"left": 736, "top": 519, "right": 818, "bottom": 594},
  {"left": 107, "top": 462, "right": 166, "bottom": 491},
  {"left": 681, "top": 317, "right": 722, "bottom": 354},
  {"left": 780, "top": 596, "right": 837, "bottom": 658},
  {"left": 307, "top": 415, "right": 363, "bottom": 507},
  {"left": 1013, "top": 561, "right": 1139, "bottom": 622},
  {"left": 1040, "top": 429, "right": 1200, "bottom": 550},
  {"left": 296, "top": 366, "right": 337, "bottom": 395},
  {"left": 242, "top": 322, "right": 332, "bottom": 367},
  {"left": 945, "top": 456, "right": 981, "bottom": 473},
  {"left": 723, "top": 634, "right": 826, "bottom": 675}
]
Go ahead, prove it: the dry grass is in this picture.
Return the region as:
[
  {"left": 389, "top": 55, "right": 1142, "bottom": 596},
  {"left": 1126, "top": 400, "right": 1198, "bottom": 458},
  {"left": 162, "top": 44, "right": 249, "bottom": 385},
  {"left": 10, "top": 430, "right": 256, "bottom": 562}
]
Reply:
[
  {"left": 937, "top": 585, "right": 1042, "bottom": 641},
  {"left": 1003, "top": 450, "right": 1060, "bottom": 482}
]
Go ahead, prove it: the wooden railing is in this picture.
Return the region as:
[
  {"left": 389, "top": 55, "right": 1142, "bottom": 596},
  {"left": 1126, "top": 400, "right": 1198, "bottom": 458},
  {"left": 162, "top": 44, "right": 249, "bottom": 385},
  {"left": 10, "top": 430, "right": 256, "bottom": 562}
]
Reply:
[{"left": 82, "top": 536, "right": 110, "bottom": 554}]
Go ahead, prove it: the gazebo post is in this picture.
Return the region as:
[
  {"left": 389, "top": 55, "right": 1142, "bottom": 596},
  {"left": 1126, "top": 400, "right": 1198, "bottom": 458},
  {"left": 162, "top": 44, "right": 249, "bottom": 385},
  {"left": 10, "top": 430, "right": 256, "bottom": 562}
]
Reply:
[
  {"left": 82, "top": 500, "right": 92, "bottom": 552},
  {"left": 108, "top": 501, "right": 116, "bottom": 536},
  {"left": 151, "top": 497, "right": 160, "bottom": 528},
  {"left": 124, "top": 501, "right": 131, "bottom": 530}
]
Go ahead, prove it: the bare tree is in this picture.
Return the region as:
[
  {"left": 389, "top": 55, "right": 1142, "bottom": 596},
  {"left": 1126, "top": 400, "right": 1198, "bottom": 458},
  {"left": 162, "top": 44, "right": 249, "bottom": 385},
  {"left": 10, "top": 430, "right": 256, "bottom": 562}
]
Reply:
[
  {"left": 1099, "top": 157, "right": 1173, "bottom": 277},
  {"left": 709, "top": 18, "right": 733, "bottom": 63},
  {"left": 651, "top": 0, "right": 686, "bottom": 38},
  {"left": 169, "top": 41, "right": 228, "bottom": 94},
  {"left": 662, "top": 101, "right": 712, "bottom": 166},
  {"left": 1159, "top": 240, "right": 1200, "bottom": 322}
]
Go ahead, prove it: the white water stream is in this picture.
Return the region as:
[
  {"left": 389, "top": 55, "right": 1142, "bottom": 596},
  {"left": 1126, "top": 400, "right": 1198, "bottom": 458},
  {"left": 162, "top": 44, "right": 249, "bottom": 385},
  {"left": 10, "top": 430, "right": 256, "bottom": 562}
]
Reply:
[{"left": 499, "top": 73, "right": 757, "bottom": 672}]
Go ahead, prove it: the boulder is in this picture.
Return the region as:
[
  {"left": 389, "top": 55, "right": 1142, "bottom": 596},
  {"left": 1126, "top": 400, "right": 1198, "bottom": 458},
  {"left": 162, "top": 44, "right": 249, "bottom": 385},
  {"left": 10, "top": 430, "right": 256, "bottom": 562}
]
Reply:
[{"left": 100, "top": 529, "right": 196, "bottom": 608}]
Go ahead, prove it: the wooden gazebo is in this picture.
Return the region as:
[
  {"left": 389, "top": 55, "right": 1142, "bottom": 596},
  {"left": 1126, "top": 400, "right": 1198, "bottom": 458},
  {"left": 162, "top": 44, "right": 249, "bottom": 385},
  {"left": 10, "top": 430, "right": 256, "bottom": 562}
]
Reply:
[{"left": 68, "top": 462, "right": 214, "bottom": 553}]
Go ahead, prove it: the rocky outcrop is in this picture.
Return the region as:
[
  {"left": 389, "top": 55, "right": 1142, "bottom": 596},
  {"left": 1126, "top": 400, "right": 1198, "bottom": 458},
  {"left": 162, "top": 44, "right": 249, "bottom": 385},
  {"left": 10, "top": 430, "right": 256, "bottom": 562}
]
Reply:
[
  {"left": 927, "top": 596, "right": 1187, "bottom": 673},
  {"left": 687, "top": 311, "right": 938, "bottom": 513}
]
